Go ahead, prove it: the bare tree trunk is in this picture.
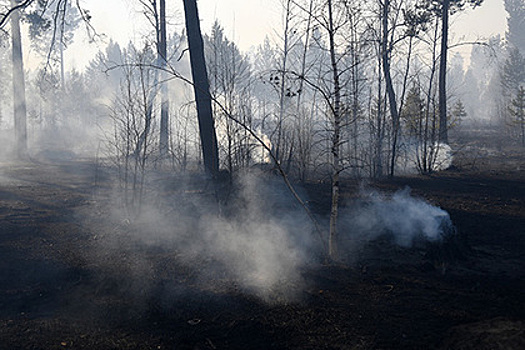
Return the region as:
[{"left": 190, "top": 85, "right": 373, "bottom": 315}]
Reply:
[
  {"left": 374, "top": 51, "right": 384, "bottom": 178},
  {"left": 381, "top": 0, "right": 400, "bottom": 177},
  {"left": 327, "top": 0, "right": 341, "bottom": 261},
  {"left": 398, "top": 36, "right": 413, "bottom": 126},
  {"left": 276, "top": 0, "right": 292, "bottom": 163},
  {"left": 295, "top": 0, "right": 315, "bottom": 182},
  {"left": 438, "top": 0, "right": 449, "bottom": 144},
  {"left": 10, "top": 0, "right": 27, "bottom": 159},
  {"left": 422, "top": 19, "right": 440, "bottom": 173},
  {"left": 134, "top": 86, "right": 156, "bottom": 157},
  {"left": 158, "top": 0, "right": 170, "bottom": 158},
  {"left": 183, "top": 0, "right": 219, "bottom": 176},
  {"left": 60, "top": 42, "right": 65, "bottom": 90}
]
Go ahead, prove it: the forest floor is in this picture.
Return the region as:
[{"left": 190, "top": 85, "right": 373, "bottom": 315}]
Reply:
[{"left": 0, "top": 145, "right": 524, "bottom": 349}]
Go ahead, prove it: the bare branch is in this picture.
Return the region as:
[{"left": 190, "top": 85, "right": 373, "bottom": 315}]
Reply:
[{"left": 0, "top": 0, "right": 34, "bottom": 29}]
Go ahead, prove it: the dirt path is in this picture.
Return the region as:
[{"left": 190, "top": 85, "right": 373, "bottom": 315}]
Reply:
[{"left": 0, "top": 160, "right": 524, "bottom": 349}]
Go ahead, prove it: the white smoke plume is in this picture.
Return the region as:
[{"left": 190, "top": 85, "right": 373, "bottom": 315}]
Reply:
[
  {"left": 86, "top": 171, "right": 454, "bottom": 303},
  {"left": 339, "top": 187, "right": 453, "bottom": 251},
  {"left": 88, "top": 170, "right": 317, "bottom": 303}
]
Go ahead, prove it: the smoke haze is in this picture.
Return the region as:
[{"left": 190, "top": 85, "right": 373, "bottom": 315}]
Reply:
[
  {"left": 85, "top": 170, "right": 318, "bottom": 302},
  {"left": 339, "top": 187, "right": 454, "bottom": 259},
  {"left": 83, "top": 170, "right": 454, "bottom": 303}
]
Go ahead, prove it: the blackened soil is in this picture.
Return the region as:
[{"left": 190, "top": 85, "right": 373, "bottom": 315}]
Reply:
[{"left": 0, "top": 156, "right": 524, "bottom": 350}]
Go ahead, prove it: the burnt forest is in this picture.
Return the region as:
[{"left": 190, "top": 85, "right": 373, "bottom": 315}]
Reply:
[{"left": 0, "top": 0, "right": 524, "bottom": 349}]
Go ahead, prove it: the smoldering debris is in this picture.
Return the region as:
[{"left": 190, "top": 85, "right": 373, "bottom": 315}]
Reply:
[{"left": 339, "top": 187, "right": 454, "bottom": 258}]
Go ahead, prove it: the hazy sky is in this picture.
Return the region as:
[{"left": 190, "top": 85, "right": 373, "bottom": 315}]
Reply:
[{"left": 62, "top": 0, "right": 507, "bottom": 70}]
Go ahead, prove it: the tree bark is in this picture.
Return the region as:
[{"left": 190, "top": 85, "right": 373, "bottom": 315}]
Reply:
[
  {"left": 159, "top": 0, "right": 170, "bottom": 158},
  {"left": 381, "top": 0, "right": 400, "bottom": 177},
  {"left": 276, "top": 0, "right": 292, "bottom": 163},
  {"left": 10, "top": 0, "right": 27, "bottom": 159},
  {"left": 438, "top": 0, "right": 449, "bottom": 144},
  {"left": 327, "top": 0, "right": 341, "bottom": 261},
  {"left": 183, "top": 0, "right": 219, "bottom": 176}
]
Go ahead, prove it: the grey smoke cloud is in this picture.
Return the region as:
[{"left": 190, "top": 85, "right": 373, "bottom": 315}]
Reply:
[
  {"left": 339, "top": 187, "right": 453, "bottom": 248},
  {"left": 90, "top": 170, "right": 316, "bottom": 302},
  {"left": 89, "top": 173, "right": 453, "bottom": 303}
]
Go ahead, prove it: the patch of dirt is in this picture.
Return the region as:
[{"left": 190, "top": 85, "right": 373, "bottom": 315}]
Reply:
[{"left": 0, "top": 153, "right": 524, "bottom": 349}]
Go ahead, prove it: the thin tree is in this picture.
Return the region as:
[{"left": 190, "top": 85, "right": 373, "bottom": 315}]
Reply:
[
  {"left": 423, "top": 0, "right": 484, "bottom": 143},
  {"left": 158, "top": 0, "right": 169, "bottom": 158},
  {"left": 135, "top": 0, "right": 168, "bottom": 159},
  {"left": 326, "top": 0, "right": 343, "bottom": 260},
  {"left": 437, "top": 0, "right": 450, "bottom": 143},
  {"left": 380, "top": 0, "right": 400, "bottom": 176}
]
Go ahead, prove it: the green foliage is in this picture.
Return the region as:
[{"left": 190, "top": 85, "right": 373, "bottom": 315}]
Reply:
[
  {"left": 450, "top": 99, "right": 467, "bottom": 127},
  {"left": 25, "top": 11, "right": 51, "bottom": 40},
  {"left": 421, "top": 0, "right": 484, "bottom": 16},
  {"left": 402, "top": 85, "right": 425, "bottom": 137},
  {"left": 25, "top": 0, "right": 81, "bottom": 58},
  {"left": 403, "top": 6, "right": 432, "bottom": 36}
]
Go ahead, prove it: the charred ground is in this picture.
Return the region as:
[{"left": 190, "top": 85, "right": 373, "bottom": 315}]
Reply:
[{"left": 0, "top": 147, "right": 524, "bottom": 349}]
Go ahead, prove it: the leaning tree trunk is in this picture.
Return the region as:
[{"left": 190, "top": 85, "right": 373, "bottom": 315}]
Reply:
[
  {"left": 10, "top": 0, "right": 27, "bottom": 159},
  {"left": 183, "top": 0, "right": 219, "bottom": 176},
  {"left": 438, "top": 0, "right": 450, "bottom": 144}
]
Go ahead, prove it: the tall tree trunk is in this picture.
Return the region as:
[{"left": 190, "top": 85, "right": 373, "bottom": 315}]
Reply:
[
  {"left": 158, "top": 0, "right": 170, "bottom": 158},
  {"left": 60, "top": 42, "right": 65, "bottom": 90},
  {"left": 295, "top": 0, "right": 314, "bottom": 182},
  {"left": 375, "top": 60, "right": 384, "bottom": 178},
  {"left": 438, "top": 0, "right": 449, "bottom": 144},
  {"left": 276, "top": 0, "right": 292, "bottom": 163},
  {"left": 327, "top": 0, "right": 341, "bottom": 261},
  {"left": 183, "top": 0, "right": 219, "bottom": 176},
  {"left": 423, "top": 19, "right": 440, "bottom": 173},
  {"left": 10, "top": 0, "right": 27, "bottom": 158},
  {"left": 381, "top": 0, "right": 400, "bottom": 177}
]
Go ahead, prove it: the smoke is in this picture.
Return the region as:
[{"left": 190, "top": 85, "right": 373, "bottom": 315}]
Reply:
[
  {"left": 339, "top": 187, "right": 453, "bottom": 255},
  {"left": 195, "top": 173, "right": 313, "bottom": 294},
  {"left": 396, "top": 141, "right": 453, "bottom": 175},
  {"left": 84, "top": 169, "right": 454, "bottom": 304},
  {"left": 87, "top": 170, "right": 317, "bottom": 303}
]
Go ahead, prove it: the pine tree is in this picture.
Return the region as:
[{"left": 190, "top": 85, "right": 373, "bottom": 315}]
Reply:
[
  {"left": 505, "top": 0, "right": 525, "bottom": 53},
  {"left": 450, "top": 99, "right": 467, "bottom": 127},
  {"left": 402, "top": 85, "right": 425, "bottom": 138},
  {"left": 509, "top": 85, "right": 525, "bottom": 146},
  {"left": 501, "top": 48, "right": 525, "bottom": 95}
]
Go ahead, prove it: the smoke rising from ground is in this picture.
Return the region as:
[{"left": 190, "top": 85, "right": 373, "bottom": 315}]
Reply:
[
  {"left": 339, "top": 187, "right": 453, "bottom": 254},
  {"left": 88, "top": 170, "right": 317, "bottom": 302},
  {"left": 86, "top": 171, "right": 454, "bottom": 303}
]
